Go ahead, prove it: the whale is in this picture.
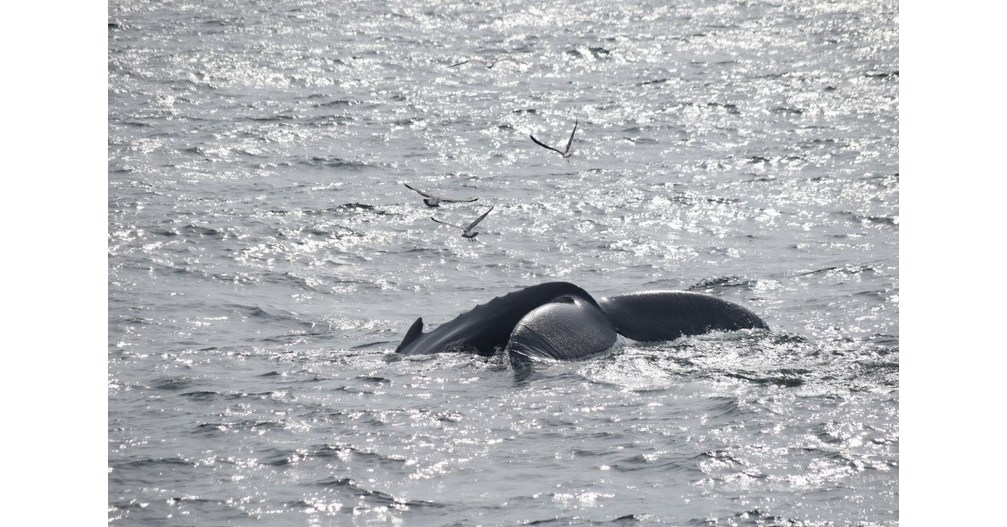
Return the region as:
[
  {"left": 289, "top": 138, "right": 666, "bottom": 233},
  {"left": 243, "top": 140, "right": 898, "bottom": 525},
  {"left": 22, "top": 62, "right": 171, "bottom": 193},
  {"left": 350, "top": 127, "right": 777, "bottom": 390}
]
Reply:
[
  {"left": 394, "top": 282, "right": 600, "bottom": 357},
  {"left": 506, "top": 295, "right": 620, "bottom": 365},
  {"left": 597, "top": 290, "right": 769, "bottom": 342},
  {"left": 395, "top": 282, "right": 768, "bottom": 366}
]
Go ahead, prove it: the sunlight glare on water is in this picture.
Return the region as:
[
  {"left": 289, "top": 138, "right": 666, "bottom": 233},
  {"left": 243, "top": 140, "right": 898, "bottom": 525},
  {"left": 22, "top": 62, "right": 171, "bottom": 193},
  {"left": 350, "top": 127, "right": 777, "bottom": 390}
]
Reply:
[{"left": 110, "top": 0, "right": 897, "bottom": 524}]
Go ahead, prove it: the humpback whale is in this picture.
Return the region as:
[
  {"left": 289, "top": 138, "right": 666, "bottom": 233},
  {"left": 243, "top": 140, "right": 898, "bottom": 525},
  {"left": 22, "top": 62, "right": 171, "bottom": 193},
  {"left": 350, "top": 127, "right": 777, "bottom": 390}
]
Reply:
[
  {"left": 598, "top": 290, "right": 768, "bottom": 342},
  {"left": 395, "top": 282, "right": 599, "bottom": 356},
  {"left": 506, "top": 295, "right": 620, "bottom": 366},
  {"left": 394, "top": 282, "right": 768, "bottom": 366}
]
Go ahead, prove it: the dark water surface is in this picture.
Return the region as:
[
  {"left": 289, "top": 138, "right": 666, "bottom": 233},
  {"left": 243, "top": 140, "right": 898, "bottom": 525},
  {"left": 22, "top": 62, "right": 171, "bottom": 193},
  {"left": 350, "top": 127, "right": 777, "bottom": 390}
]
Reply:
[{"left": 109, "top": 0, "right": 898, "bottom": 524}]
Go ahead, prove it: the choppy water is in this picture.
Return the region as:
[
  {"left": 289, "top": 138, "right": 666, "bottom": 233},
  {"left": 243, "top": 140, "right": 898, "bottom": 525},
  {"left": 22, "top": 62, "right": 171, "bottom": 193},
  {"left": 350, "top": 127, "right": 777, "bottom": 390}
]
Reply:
[{"left": 108, "top": 0, "right": 899, "bottom": 524}]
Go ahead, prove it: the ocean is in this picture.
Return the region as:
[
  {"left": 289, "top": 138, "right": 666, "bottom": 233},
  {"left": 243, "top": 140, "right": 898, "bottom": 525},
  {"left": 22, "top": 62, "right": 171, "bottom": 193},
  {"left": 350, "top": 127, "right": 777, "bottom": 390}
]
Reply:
[{"left": 108, "top": 0, "right": 899, "bottom": 524}]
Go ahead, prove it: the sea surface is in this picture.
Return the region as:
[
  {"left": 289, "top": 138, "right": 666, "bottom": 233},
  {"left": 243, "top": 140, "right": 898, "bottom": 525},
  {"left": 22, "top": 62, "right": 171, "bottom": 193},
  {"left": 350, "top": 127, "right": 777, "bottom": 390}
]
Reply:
[{"left": 108, "top": 0, "right": 899, "bottom": 524}]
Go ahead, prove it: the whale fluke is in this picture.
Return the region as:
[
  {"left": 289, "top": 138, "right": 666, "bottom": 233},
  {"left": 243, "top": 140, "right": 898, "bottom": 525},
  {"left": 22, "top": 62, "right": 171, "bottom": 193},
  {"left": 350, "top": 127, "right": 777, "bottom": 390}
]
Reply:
[
  {"left": 394, "top": 282, "right": 768, "bottom": 364},
  {"left": 598, "top": 291, "right": 768, "bottom": 342},
  {"left": 506, "top": 296, "right": 619, "bottom": 368}
]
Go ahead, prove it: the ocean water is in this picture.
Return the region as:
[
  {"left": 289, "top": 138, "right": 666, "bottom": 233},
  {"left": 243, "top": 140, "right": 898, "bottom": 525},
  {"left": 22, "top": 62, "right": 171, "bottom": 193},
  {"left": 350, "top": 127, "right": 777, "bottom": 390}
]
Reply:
[{"left": 108, "top": 0, "right": 899, "bottom": 524}]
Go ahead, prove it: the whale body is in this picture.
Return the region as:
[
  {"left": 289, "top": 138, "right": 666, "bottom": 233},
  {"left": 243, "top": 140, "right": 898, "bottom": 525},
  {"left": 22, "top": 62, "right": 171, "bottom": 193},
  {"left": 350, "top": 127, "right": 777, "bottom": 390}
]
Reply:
[{"left": 395, "top": 282, "right": 768, "bottom": 365}]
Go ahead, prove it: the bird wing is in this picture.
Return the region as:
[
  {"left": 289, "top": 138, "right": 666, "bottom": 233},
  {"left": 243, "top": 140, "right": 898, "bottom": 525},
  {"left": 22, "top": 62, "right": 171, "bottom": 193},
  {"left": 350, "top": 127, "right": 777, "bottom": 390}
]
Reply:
[
  {"left": 496, "top": 57, "right": 526, "bottom": 66},
  {"left": 404, "top": 183, "right": 434, "bottom": 198},
  {"left": 431, "top": 217, "right": 464, "bottom": 230},
  {"left": 564, "top": 120, "right": 578, "bottom": 154},
  {"left": 466, "top": 206, "right": 494, "bottom": 230},
  {"left": 530, "top": 134, "right": 565, "bottom": 155},
  {"left": 440, "top": 196, "right": 479, "bottom": 204},
  {"left": 449, "top": 59, "right": 471, "bottom": 68}
]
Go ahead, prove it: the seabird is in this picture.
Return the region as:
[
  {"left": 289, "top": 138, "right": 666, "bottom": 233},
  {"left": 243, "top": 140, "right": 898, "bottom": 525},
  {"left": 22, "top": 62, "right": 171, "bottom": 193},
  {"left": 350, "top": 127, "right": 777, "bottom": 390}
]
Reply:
[
  {"left": 449, "top": 56, "right": 526, "bottom": 69},
  {"left": 431, "top": 206, "right": 495, "bottom": 240},
  {"left": 404, "top": 183, "right": 478, "bottom": 208},
  {"left": 530, "top": 120, "right": 578, "bottom": 159}
]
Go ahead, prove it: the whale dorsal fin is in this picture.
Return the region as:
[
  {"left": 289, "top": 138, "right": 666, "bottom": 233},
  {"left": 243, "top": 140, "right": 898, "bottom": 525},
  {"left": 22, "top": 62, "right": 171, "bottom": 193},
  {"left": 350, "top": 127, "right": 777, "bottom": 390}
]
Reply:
[{"left": 394, "top": 317, "right": 425, "bottom": 353}]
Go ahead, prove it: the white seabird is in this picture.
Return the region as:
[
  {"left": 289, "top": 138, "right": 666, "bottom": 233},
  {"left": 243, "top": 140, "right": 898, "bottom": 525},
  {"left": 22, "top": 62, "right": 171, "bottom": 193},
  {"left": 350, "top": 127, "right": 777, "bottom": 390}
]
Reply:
[
  {"left": 405, "top": 183, "right": 479, "bottom": 208},
  {"left": 431, "top": 206, "right": 495, "bottom": 240},
  {"left": 530, "top": 120, "right": 578, "bottom": 159}
]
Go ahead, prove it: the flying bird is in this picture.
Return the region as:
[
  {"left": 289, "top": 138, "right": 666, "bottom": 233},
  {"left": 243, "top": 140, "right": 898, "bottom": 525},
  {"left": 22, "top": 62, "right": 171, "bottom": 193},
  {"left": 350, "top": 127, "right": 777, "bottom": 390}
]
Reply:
[
  {"left": 404, "top": 183, "right": 478, "bottom": 208},
  {"left": 449, "top": 56, "right": 526, "bottom": 69},
  {"left": 530, "top": 120, "right": 578, "bottom": 159},
  {"left": 431, "top": 206, "right": 495, "bottom": 240}
]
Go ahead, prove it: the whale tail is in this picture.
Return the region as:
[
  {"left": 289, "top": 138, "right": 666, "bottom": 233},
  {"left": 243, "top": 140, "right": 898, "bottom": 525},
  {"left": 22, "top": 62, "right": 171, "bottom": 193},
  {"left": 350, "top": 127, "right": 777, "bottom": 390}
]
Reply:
[{"left": 395, "top": 317, "right": 425, "bottom": 353}]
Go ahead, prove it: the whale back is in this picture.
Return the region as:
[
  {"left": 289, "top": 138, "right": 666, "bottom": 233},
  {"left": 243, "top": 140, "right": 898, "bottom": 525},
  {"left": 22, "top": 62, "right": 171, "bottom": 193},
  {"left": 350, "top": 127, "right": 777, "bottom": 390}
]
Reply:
[
  {"left": 598, "top": 291, "right": 768, "bottom": 342},
  {"left": 393, "top": 317, "right": 425, "bottom": 354},
  {"left": 394, "top": 282, "right": 600, "bottom": 356}
]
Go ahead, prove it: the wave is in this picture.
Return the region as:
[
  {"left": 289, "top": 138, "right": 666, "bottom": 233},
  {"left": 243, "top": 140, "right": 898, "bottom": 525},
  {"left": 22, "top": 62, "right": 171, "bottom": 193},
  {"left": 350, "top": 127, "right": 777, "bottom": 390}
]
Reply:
[
  {"left": 314, "top": 477, "right": 445, "bottom": 509},
  {"left": 115, "top": 456, "right": 191, "bottom": 469},
  {"left": 299, "top": 156, "right": 374, "bottom": 170},
  {"left": 687, "top": 275, "right": 759, "bottom": 291},
  {"left": 723, "top": 370, "right": 805, "bottom": 387},
  {"left": 795, "top": 264, "right": 880, "bottom": 278},
  {"left": 636, "top": 78, "right": 670, "bottom": 87},
  {"left": 151, "top": 376, "right": 198, "bottom": 390},
  {"left": 836, "top": 211, "right": 899, "bottom": 227}
]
